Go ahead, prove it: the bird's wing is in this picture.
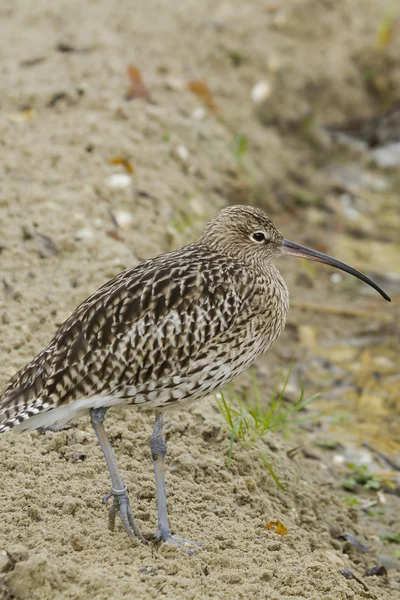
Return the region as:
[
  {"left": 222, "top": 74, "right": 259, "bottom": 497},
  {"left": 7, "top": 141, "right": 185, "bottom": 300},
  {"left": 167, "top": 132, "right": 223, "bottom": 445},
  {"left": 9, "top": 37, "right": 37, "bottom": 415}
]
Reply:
[{"left": 0, "top": 247, "right": 250, "bottom": 429}]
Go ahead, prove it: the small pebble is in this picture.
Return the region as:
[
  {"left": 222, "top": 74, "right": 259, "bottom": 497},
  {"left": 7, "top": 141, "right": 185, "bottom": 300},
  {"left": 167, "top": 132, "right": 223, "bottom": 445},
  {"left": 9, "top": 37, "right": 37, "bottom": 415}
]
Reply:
[
  {"left": 377, "top": 490, "right": 386, "bottom": 505},
  {"left": 112, "top": 210, "right": 134, "bottom": 230},
  {"left": 165, "top": 77, "right": 185, "bottom": 91},
  {"left": 75, "top": 228, "right": 94, "bottom": 242},
  {"left": 372, "top": 143, "right": 400, "bottom": 168},
  {"left": 192, "top": 107, "right": 206, "bottom": 121},
  {"left": 330, "top": 273, "right": 343, "bottom": 284},
  {"left": 105, "top": 174, "right": 132, "bottom": 189},
  {"left": 175, "top": 144, "right": 189, "bottom": 163},
  {"left": 251, "top": 80, "right": 271, "bottom": 104}
]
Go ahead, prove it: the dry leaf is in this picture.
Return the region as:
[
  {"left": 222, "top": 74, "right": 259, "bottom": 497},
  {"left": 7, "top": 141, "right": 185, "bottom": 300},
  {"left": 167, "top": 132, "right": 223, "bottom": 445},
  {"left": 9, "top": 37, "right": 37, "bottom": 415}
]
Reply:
[
  {"left": 106, "top": 229, "right": 123, "bottom": 241},
  {"left": 8, "top": 108, "right": 35, "bottom": 123},
  {"left": 109, "top": 156, "right": 135, "bottom": 173},
  {"left": 266, "top": 520, "right": 288, "bottom": 535},
  {"left": 126, "top": 65, "right": 150, "bottom": 102},
  {"left": 187, "top": 80, "right": 218, "bottom": 112}
]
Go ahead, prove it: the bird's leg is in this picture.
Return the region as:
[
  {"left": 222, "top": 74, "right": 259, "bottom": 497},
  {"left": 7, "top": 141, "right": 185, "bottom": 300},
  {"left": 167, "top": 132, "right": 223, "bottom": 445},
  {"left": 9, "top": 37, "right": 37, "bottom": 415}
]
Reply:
[
  {"left": 150, "top": 411, "right": 201, "bottom": 551},
  {"left": 90, "top": 408, "right": 147, "bottom": 545}
]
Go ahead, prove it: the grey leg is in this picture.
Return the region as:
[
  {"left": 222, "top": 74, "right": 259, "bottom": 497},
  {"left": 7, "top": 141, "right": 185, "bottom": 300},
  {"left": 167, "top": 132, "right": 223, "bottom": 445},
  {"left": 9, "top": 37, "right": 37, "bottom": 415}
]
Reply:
[
  {"left": 91, "top": 408, "right": 147, "bottom": 545},
  {"left": 150, "top": 411, "right": 201, "bottom": 550},
  {"left": 150, "top": 412, "right": 171, "bottom": 541}
]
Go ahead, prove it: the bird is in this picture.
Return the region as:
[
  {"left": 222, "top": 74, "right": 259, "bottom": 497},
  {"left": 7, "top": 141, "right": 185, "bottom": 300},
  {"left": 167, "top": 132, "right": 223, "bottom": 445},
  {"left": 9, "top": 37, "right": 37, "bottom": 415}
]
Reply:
[{"left": 0, "top": 205, "right": 390, "bottom": 548}]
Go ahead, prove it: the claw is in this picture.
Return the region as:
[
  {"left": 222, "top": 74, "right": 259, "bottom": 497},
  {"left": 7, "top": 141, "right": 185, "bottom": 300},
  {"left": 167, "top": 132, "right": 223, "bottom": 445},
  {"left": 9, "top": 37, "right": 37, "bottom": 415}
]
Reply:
[
  {"left": 154, "top": 530, "right": 202, "bottom": 555},
  {"left": 108, "top": 497, "right": 117, "bottom": 531},
  {"left": 102, "top": 487, "right": 148, "bottom": 545}
]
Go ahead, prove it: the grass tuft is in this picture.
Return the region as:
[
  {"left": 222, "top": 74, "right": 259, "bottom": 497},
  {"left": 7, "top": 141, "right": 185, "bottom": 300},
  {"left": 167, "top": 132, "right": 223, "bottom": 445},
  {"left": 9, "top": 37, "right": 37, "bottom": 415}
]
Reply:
[{"left": 216, "top": 366, "right": 318, "bottom": 488}]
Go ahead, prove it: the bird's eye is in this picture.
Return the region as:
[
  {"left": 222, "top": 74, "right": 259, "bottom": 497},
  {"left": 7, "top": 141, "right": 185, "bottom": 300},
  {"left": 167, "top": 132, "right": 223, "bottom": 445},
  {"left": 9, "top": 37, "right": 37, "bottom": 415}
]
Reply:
[{"left": 251, "top": 231, "right": 267, "bottom": 243}]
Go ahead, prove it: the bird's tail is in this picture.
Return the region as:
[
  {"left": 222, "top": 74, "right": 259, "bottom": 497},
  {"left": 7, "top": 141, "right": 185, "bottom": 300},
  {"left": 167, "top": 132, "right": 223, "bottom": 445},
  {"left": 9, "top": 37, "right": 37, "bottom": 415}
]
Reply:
[{"left": 0, "top": 384, "right": 50, "bottom": 433}]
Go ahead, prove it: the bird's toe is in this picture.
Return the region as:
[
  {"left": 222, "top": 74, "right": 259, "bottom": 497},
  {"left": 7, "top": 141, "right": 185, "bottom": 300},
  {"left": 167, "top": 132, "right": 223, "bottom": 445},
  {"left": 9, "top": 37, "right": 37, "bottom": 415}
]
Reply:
[
  {"left": 102, "top": 486, "right": 147, "bottom": 545},
  {"left": 154, "top": 530, "right": 202, "bottom": 555}
]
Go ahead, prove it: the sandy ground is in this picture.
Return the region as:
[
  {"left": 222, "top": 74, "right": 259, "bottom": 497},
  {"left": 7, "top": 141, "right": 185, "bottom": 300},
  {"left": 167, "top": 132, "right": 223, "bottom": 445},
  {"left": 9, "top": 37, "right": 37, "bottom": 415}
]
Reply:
[{"left": 1, "top": 1, "right": 399, "bottom": 599}]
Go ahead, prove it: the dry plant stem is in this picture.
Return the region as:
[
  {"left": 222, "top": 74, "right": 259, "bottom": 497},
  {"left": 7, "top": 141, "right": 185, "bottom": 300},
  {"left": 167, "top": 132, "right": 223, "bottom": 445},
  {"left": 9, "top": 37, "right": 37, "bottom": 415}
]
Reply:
[{"left": 290, "top": 301, "right": 393, "bottom": 321}]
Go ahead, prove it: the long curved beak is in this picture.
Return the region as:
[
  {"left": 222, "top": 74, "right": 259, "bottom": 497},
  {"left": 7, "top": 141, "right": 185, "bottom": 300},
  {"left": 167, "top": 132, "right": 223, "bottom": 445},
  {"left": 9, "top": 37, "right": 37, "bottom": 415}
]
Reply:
[{"left": 282, "top": 239, "right": 391, "bottom": 302}]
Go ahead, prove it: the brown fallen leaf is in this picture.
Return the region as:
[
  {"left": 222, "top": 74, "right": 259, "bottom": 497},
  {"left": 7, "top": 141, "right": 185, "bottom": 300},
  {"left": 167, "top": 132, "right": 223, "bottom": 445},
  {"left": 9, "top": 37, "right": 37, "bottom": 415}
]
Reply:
[
  {"left": 266, "top": 520, "right": 288, "bottom": 535},
  {"left": 126, "top": 65, "right": 150, "bottom": 102},
  {"left": 188, "top": 80, "right": 218, "bottom": 112},
  {"left": 108, "top": 156, "right": 135, "bottom": 173},
  {"left": 106, "top": 229, "right": 124, "bottom": 241}
]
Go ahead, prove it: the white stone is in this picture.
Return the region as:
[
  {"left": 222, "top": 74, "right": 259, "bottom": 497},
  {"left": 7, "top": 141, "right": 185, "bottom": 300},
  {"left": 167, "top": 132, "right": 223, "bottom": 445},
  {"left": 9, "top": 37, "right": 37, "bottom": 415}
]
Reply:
[
  {"left": 165, "top": 77, "right": 185, "bottom": 91},
  {"left": 251, "top": 80, "right": 271, "bottom": 104},
  {"left": 176, "top": 144, "right": 189, "bottom": 163},
  {"left": 192, "top": 107, "right": 206, "bottom": 121},
  {"left": 112, "top": 210, "right": 134, "bottom": 229},
  {"left": 372, "top": 143, "right": 400, "bottom": 168},
  {"left": 377, "top": 490, "right": 387, "bottom": 505},
  {"left": 105, "top": 174, "right": 132, "bottom": 189},
  {"left": 75, "top": 228, "right": 94, "bottom": 242},
  {"left": 330, "top": 273, "right": 343, "bottom": 284}
]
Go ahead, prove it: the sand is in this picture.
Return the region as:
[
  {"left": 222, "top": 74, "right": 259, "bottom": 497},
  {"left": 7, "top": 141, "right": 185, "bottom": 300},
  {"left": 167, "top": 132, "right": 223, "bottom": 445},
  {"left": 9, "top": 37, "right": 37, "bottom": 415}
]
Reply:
[{"left": 1, "top": 1, "right": 399, "bottom": 598}]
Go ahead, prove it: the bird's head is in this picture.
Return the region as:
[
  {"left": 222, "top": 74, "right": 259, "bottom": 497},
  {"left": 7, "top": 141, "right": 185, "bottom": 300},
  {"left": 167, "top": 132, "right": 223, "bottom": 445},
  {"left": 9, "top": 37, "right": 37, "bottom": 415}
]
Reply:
[
  {"left": 200, "top": 205, "right": 284, "bottom": 262},
  {"left": 199, "top": 205, "right": 390, "bottom": 302}
]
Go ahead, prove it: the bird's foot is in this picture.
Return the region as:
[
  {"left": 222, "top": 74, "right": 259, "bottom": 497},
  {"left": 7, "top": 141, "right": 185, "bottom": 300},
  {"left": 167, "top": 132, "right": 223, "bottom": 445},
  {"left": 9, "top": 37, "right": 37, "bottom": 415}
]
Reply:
[
  {"left": 102, "top": 486, "right": 147, "bottom": 545},
  {"left": 154, "top": 529, "right": 202, "bottom": 555}
]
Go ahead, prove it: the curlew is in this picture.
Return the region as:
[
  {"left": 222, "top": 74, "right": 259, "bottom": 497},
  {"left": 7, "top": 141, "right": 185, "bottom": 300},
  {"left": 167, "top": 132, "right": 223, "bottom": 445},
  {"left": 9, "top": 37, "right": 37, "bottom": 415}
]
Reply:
[{"left": 0, "top": 206, "right": 390, "bottom": 547}]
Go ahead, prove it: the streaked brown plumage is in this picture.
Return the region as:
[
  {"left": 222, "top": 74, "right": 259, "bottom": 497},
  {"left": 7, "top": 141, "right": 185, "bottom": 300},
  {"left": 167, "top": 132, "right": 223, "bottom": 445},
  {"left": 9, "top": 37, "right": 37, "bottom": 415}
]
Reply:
[
  {"left": 0, "top": 209, "right": 288, "bottom": 432},
  {"left": 0, "top": 205, "right": 390, "bottom": 547}
]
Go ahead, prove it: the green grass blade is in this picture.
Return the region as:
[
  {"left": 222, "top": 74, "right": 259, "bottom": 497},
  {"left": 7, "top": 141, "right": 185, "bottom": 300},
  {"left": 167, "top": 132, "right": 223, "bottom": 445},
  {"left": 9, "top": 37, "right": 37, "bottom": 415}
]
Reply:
[
  {"left": 227, "top": 413, "right": 246, "bottom": 469},
  {"left": 260, "top": 452, "right": 287, "bottom": 491}
]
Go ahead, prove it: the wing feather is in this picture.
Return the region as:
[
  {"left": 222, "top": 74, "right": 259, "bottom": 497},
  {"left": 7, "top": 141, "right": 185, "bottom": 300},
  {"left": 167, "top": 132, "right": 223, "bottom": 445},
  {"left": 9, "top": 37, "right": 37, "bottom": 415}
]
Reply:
[{"left": 0, "top": 246, "right": 249, "bottom": 431}]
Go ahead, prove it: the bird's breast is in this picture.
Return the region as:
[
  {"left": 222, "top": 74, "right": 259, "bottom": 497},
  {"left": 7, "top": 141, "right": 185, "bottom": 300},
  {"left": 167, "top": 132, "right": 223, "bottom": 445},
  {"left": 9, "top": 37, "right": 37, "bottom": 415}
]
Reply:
[{"left": 239, "top": 264, "right": 289, "bottom": 351}]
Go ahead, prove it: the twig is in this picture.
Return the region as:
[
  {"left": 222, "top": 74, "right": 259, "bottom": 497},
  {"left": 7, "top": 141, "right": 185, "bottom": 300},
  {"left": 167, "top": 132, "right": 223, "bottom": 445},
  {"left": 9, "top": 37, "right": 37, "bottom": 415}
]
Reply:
[
  {"left": 362, "top": 442, "right": 400, "bottom": 471},
  {"left": 290, "top": 300, "right": 393, "bottom": 322}
]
